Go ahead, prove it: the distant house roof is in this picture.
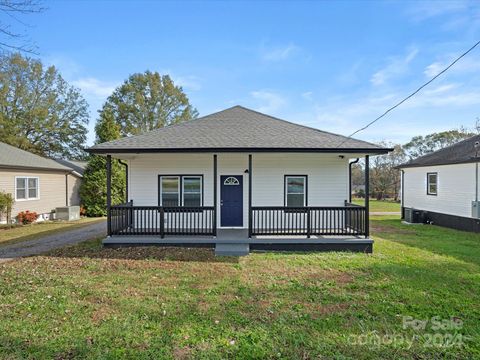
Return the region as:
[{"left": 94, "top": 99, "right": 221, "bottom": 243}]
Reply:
[
  {"left": 53, "top": 158, "right": 87, "bottom": 176},
  {"left": 87, "top": 106, "right": 391, "bottom": 154},
  {"left": 0, "top": 141, "right": 78, "bottom": 173},
  {"left": 399, "top": 134, "right": 480, "bottom": 168}
]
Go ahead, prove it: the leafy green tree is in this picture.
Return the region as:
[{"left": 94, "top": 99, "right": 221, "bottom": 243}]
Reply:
[
  {"left": 80, "top": 108, "right": 126, "bottom": 216},
  {"left": 403, "top": 130, "right": 474, "bottom": 160},
  {"left": 104, "top": 71, "right": 198, "bottom": 136},
  {"left": 0, "top": 53, "right": 89, "bottom": 159}
]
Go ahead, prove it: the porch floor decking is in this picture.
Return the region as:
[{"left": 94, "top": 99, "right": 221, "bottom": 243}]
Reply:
[{"left": 103, "top": 229, "right": 373, "bottom": 255}]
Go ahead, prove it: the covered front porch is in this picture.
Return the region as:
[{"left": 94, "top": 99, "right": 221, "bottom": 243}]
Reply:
[{"left": 104, "top": 153, "right": 373, "bottom": 255}]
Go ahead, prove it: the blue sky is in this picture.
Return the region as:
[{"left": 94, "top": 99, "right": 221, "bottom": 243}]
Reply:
[{"left": 23, "top": 0, "right": 480, "bottom": 145}]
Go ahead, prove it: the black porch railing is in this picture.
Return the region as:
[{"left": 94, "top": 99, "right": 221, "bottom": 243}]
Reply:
[
  {"left": 250, "top": 203, "right": 366, "bottom": 237},
  {"left": 109, "top": 202, "right": 366, "bottom": 238},
  {"left": 109, "top": 202, "right": 215, "bottom": 237}
]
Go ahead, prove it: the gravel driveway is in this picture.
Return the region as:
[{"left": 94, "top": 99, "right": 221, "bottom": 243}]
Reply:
[{"left": 0, "top": 220, "right": 106, "bottom": 263}]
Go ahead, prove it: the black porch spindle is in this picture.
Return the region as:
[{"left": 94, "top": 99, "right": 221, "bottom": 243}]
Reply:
[
  {"left": 213, "top": 155, "right": 217, "bottom": 236},
  {"left": 248, "top": 154, "right": 252, "bottom": 238},
  {"left": 106, "top": 155, "right": 112, "bottom": 236},
  {"left": 365, "top": 155, "right": 370, "bottom": 238}
]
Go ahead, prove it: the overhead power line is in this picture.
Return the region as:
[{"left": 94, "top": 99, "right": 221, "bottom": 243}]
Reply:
[{"left": 336, "top": 39, "right": 480, "bottom": 148}]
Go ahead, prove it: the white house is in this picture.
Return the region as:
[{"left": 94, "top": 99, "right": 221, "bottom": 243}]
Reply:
[
  {"left": 399, "top": 135, "right": 480, "bottom": 232},
  {"left": 87, "top": 106, "right": 391, "bottom": 255}
]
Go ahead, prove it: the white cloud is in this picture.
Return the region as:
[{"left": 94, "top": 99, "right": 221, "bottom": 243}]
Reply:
[
  {"left": 337, "top": 61, "right": 363, "bottom": 85},
  {"left": 158, "top": 69, "right": 202, "bottom": 91},
  {"left": 308, "top": 82, "right": 480, "bottom": 144},
  {"left": 173, "top": 75, "right": 202, "bottom": 91},
  {"left": 423, "top": 83, "right": 459, "bottom": 95},
  {"left": 71, "top": 77, "right": 118, "bottom": 98},
  {"left": 371, "top": 47, "right": 419, "bottom": 86},
  {"left": 250, "top": 90, "right": 287, "bottom": 113},
  {"left": 406, "top": 1, "right": 469, "bottom": 22},
  {"left": 302, "top": 91, "right": 313, "bottom": 101},
  {"left": 405, "top": 1, "right": 480, "bottom": 32},
  {"left": 261, "top": 43, "right": 299, "bottom": 62},
  {"left": 424, "top": 56, "right": 480, "bottom": 77}
]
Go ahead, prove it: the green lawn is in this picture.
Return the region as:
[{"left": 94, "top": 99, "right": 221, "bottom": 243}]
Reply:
[
  {"left": 353, "top": 198, "right": 401, "bottom": 213},
  {"left": 0, "top": 217, "right": 479, "bottom": 359},
  {"left": 0, "top": 217, "right": 105, "bottom": 247}
]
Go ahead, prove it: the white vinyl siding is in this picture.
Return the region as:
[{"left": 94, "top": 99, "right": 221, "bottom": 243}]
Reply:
[
  {"left": 126, "top": 153, "right": 350, "bottom": 228},
  {"left": 403, "top": 163, "right": 476, "bottom": 218}
]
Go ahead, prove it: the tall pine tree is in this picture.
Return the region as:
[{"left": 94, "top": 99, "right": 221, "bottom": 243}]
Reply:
[{"left": 80, "top": 107, "right": 126, "bottom": 216}]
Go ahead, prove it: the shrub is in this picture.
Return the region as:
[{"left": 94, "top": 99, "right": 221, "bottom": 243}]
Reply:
[
  {"left": 16, "top": 211, "right": 38, "bottom": 225},
  {"left": 0, "top": 191, "right": 14, "bottom": 223}
]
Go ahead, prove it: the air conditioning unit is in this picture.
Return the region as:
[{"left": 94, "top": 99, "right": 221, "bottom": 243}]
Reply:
[
  {"left": 404, "top": 208, "right": 414, "bottom": 223},
  {"left": 404, "top": 208, "right": 425, "bottom": 224},
  {"left": 55, "top": 206, "right": 80, "bottom": 221}
]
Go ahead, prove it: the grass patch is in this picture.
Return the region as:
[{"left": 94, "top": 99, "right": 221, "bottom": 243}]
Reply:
[
  {"left": 0, "top": 217, "right": 105, "bottom": 247},
  {"left": 353, "top": 198, "right": 401, "bottom": 213},
  {"left": 0, "top": 218, "right": 479, "bottom": 358}
]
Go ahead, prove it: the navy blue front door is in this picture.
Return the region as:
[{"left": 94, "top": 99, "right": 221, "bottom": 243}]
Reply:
[{"left": 220, "top": 175, "right": 243, "bottom": 227}]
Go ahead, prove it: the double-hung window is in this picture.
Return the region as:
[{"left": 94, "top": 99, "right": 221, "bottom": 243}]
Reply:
[
  {"left": 427, "top": 172, "right": 437, "bottom": 195},
  {"left": 159, "top": 175, "right": 202, "bottom": 207},
  {"left": 285, "top": 176, "right": 307, "bottom": 207},
  {"left": 15, "top": 177, "right": 39, "bottom": 201},
  {"left": 183, "top": 176, "right": 202, "bottom": 206}
]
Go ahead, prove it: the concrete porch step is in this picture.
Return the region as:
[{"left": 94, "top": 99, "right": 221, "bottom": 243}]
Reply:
[{"left": 215, "top": 242, "right": 250, "bottom": 256}]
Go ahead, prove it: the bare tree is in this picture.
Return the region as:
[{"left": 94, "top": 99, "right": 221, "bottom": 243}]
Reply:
[
  {"left": 370, "top": 143, "right": 406, "bottom": 201},
  {"left": 0, "top": 0, "right": 45, "bottom": 54}
]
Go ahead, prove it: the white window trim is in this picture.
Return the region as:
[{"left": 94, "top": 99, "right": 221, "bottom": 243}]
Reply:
[
  {"left": 159, "top": 175, "right": 203, "bottom": 207},
  {"left": 14, "top": 176, "right": 40, "bottom": 201},
  {"left": 159, "top": 176, "right": 180, "bottom": 206},
  {"left": 427, "top": 172, "right": 438, "bottom": 196},
  {"left": 181, "top": 176, "right": 202, "bottom": 207},
  {"left": 285, "top": 176, "right": 307, "bottom": 207}
]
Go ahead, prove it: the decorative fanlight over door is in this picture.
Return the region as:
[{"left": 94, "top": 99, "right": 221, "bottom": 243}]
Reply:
[{"left": 223, "top": 176, "right": 240, "bottom": 185}]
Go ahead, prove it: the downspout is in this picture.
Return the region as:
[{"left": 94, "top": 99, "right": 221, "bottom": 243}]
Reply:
[
  {"left": 118, "top": 160, "right": 128, "bottom": 203},
  {"left": 65, "top": 173, "right": 69, "bottom": 206},
  {"left": 401, "top": 170, "right": 405, "bottom": 220},
  {"left": 348, "top": 158, "right": 360, "bottom": 203},
  {"left": 475, "top": 144, "right": 479, "bottom": 203}
]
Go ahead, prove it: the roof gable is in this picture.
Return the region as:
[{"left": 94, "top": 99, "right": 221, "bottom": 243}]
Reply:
[
  {"left": 88, "top": 105, "right": 390, "bottom": 153},
  {"left": 399, "top": 134, "right": 480, "bottom": 168},
  {"left": 0, "top": 142, "right": 73, "bottom": 172}
]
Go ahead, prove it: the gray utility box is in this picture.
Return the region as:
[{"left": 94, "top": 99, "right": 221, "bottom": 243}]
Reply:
[
  {"left": 55, "top": 206, "right": 80, "bottom": 221},
  {"left": 472, "top": 201, "right": 480, "bottom": 218}
]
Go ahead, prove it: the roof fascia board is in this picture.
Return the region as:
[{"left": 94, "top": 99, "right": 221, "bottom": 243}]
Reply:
[{"left": 86, "top": 147, "right": 393, "bottom": 155}]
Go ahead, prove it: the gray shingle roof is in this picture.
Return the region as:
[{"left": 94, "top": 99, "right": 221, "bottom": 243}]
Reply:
[
  {"left": 53, "top": 158, "right": 87, "bottom": 175},
  {"left": 399, "top": 134, "right": 480, "bottom": 168},
  {"left": 0, "top": 142, "right": 73, "bottom": 172},
  {"left": 88, "top": 106, "right": 390, "bottom": 154}
]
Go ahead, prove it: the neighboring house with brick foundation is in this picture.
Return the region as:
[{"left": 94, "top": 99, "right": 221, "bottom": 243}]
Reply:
[{"left": 0, "top": 142, "right": 86, "bottom": 223}]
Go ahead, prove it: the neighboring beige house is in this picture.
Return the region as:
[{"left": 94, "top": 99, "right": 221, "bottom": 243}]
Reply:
[{"left": 0, "top": 142, "right": 86, "bottom": 222}]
